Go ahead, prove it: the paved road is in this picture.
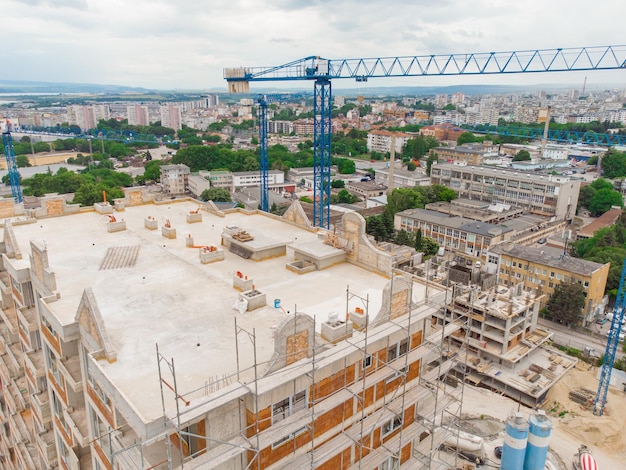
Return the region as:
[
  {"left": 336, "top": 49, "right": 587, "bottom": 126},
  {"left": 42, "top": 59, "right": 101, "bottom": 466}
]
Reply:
[{"left": 538, "top": 318, "right": 623, "bottom": 360}]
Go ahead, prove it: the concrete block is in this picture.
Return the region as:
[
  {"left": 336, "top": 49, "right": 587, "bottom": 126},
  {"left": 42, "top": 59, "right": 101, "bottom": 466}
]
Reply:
[
  {"left": 321, "top": 319, "right": 353, "bottom": 343},
  {"left": 161, "top": 226, "right": 177, "bottom": 239},
  {"left": 199, "top": 248, "right": 224, "bottom": 264},
  {"left": 106, "top": 221, "right": 127, "bottom": 233},
  {"left": 350, "top": 309, "right": 368, "bottom": 330},
  {"left": 186, "top": 236, "right": 195, "bottom": 247},
  {"left": 94, "top": 202, "right": 114, "bottom": 214},
  {"left": 233, "top": 275, "right": 253, "bottom": 292},
  {"left": 144, "top": 218, "right": 158, "bottom": 230},
  {"left": 240, "top": 289, "right": 266, "bottom": 311},
  {"left": 186, "top": 213, "right": 202, "bottom": 224}
]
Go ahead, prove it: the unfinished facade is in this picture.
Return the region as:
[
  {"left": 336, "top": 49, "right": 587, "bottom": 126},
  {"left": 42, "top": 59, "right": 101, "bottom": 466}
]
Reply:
[
  {"left": 0, "top": 195, "right": 468, "bottom": 470},
  {"left": 432, "top": 284, "right": 575, "bottom": 406}
]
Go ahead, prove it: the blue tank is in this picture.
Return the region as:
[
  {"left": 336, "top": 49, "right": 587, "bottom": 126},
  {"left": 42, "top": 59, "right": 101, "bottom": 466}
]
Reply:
[
  {"left": 501, "top": 413, "right": 529, "bottom": 470},
  {"left": 524, "top": 410, "right": 552, "bottom": 470}
]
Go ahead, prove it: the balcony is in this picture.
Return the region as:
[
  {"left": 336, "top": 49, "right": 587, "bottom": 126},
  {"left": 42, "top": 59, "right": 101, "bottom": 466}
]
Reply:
[
  {"left": 5, "top": 341, "right": 24, "bottom": 377},
  {"left": 4, "top": 381, "right": 19, "bottom": 415},
  {"left": 0, "top": 306, "right": 18, "bottom": 336},
  {"left": 35, "top": 429, "right": 56, "bottom": 466},
  {"left": 24, "top": 350, "right": 45, "bottom": 381},
  {"left": 59, "top": 356, "right": 82, "bottom": 393},
  {"left": 12, "top": 410, "right": 31, "bottom": 444},
  {"left": 31, "top": 391, "right": 51, "bottom": 427},
  {"left": 10, "top": 376, "right": 28, "bottom": 413},
  {"left": 0, "top": 356, "right": 12, "bottom": 383},
  {"left": 66, "top": 406, "right": 89, "bottom": 448},
  {"left": 17, "top": 306, "right": 38, "bottom": 333},
  {"left": 15, "top": 441, "right": 38, "bottom": 470}
]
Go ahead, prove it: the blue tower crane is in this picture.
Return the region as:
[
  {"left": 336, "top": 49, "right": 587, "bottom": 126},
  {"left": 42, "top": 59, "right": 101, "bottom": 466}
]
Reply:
[
  {"left": 224, "top": 45, "right": 626, "bottom": 228},
  {"left": 257, "top": 95, "right": 270, "bottom": 212},
  {"left": 594, "top": 259, "right": 626, "bottom": 416},
  {"left": 2, "top": 123, "right": 23, "bottom": 203}
]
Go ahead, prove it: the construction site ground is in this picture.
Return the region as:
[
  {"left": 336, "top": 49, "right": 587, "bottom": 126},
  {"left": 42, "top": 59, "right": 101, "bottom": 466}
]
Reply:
[{"left": 458, "top": 360, "right": 625, "bottom": 469}]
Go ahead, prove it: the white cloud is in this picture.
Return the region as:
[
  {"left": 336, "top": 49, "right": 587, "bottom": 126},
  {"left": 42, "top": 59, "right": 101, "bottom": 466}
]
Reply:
[{"left": 3, "top": 0, "right": 625, "bottom": 90}]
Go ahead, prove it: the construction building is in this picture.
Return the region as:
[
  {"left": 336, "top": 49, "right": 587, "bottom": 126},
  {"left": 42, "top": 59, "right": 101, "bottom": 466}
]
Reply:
[
  {"left": 430, "top": 162, "right": 581, "bottom": 221},
  {"left": 0, "top": 192, "right": 478, "bottom": 470},
  {"left": 486, "top": 243, "right": 610, "bottom": 324},
  {"left": 432, "top": 283, "right": 575, "bottom": 407}
]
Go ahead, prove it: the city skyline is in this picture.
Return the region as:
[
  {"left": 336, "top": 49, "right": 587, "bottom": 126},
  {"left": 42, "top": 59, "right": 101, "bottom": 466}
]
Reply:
[{"left": 3, "top": 0, "right": 626, "bottom": 91}]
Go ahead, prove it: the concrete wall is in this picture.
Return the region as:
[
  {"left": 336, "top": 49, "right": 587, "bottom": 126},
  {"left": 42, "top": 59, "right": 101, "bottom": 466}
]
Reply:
[{"left": 341, "top": 212, "right": 392, "bottom": 276}]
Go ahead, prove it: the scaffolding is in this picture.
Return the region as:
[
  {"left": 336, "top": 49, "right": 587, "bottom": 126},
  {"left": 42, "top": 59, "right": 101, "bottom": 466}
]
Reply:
[{"left": 114, "top": 273, "right": 470, "bottom": 470}]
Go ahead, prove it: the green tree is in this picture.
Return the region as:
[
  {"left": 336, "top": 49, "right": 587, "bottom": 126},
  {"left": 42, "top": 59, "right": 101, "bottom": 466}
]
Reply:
[
  {"left": 588, "top": 187, "right": 624, "bottom": 216},
  {"left": 336, "top": 158, "right": 356, "bottom": 174},
  {"left": 200, "top": 188, "right": 232, "bottom": 202},
  {"left": 601, "top": 149, "right": 626, "bottom": 178},
  {"left": 415, "top": 228, "right": 423, "bottom": 250},
  {"left": 420, "top": 237, "right": 440, "bottom": 257},
  {"left": 16, "top": 155, "right": 31, "bottom": 167},
  {"left": 331, "top": 180, "right": 345, "bottom": 188},
  {"left": 457, "top": 132, "right": 479, "bottom": 145},
  {"left": 545, "top": 282, "right": 586, "bottom": 325},
  {"left": 512, "top": 150, "right": 531, "bottom": 162},
  {"left": 426, "top": 152, "right": 438, "bottom": 176},
  {"left": 144, "top": 160, "right": 165, "bottom": 182},
  {"left": 406, "top": 162, "right": 417, "bottom": 171},
  {"left": 335, "top": 189, "right": 358, "bottom": 204}
]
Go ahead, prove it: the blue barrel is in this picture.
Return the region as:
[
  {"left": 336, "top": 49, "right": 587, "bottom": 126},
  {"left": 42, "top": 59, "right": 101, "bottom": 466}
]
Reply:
[
  {"left": 502, "top": 413, "right": 529, "bottom": 470},
  {"left": 274, "top": 299, "right": 281, "bottom": 308},
  {"left": 524, "top": 411, "right": 552, "bottom": 470}
]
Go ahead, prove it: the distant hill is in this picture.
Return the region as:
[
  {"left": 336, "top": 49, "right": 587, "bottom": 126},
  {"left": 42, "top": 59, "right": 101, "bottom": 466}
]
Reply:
[{"left": 0, "top": 80, "right": 152, "bottom": 94}]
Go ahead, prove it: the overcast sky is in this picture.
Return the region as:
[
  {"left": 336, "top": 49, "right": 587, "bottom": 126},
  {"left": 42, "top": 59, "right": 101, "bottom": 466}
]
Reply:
[{"left": 3, "top": 0, "right": 626, "bottom": 92}]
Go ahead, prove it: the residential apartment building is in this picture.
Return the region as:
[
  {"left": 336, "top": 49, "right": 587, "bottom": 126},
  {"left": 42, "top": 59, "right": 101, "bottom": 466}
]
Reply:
[
  {"left": 126, "top": 105, "right": 150, "bottom": 126},
  {"left": 366, "top": 130, "right": 412, "bottom": 154},
  {"left": 160, "top": 105, "right": 182, "bottom": 131},
  {"left": 430, "top": 142, "right": 498, "bottom": 165},
  {"left": 66, "top": 105, "right": 110, "bottom": 131},
  {"left": 160, "top": 164, "right": 190, "bottom": 195},
  {"left": 430, "top": 162, "right": 581, "bottom": 221},
  {"left": 395, "top": 208, "right": 514, "bottom": 263},
  {"left": 268, "top": 120, "right": 294, "bottom": 134},
  {"left": 486, "top": 243, "right": 610, "bottom": 324},
  {"left": 0, "top": 197, "right": 464, "bottom": 470}
]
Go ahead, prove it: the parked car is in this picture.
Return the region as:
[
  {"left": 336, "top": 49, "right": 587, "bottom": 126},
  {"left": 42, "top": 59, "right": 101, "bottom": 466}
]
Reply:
[
  {"left": 494, "top": 446, "right": 503, "bottom": 459},
  {"left": 595, "top": 317, "right": 608, "bottom": 325},
  {"left": 538, "top": 237, "right": 547, "bottom": 244}
]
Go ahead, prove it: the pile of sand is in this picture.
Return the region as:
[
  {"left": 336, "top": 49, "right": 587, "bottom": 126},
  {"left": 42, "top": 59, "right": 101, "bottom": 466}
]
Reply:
[{"left": 545, "top": 361, "right": 626, "bottom": 465}]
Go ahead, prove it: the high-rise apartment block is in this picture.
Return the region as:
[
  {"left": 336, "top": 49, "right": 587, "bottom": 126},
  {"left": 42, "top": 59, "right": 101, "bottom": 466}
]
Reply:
[
  {"left": 160, "top": 105, "right": 182, "bottom": 131},
  {"left": 66, "top": 105, "right": 110, "bottom": 131},
  {"left": 127, "top": 105, "right": 150, "bottom": 126}
]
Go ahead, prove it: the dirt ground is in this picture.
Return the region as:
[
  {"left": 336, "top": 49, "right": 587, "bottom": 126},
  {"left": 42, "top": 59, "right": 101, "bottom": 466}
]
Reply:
[{"left": 459, "top": 361, "right": 625, "bottom": 469}]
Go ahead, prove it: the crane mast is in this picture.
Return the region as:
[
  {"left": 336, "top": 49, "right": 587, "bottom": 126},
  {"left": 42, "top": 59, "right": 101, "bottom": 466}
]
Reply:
[
  {"left": 594, "top": 260, "right": 626, "bottom": 415},
  {"left": 2, "top": 124, "right": 23, "bottom": 203},
  {"left": 224, "top": 45, "right": 626, "bottom": 228},
  {"left": 257, "top": 95, "right": 269, "bottom": 213}
]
